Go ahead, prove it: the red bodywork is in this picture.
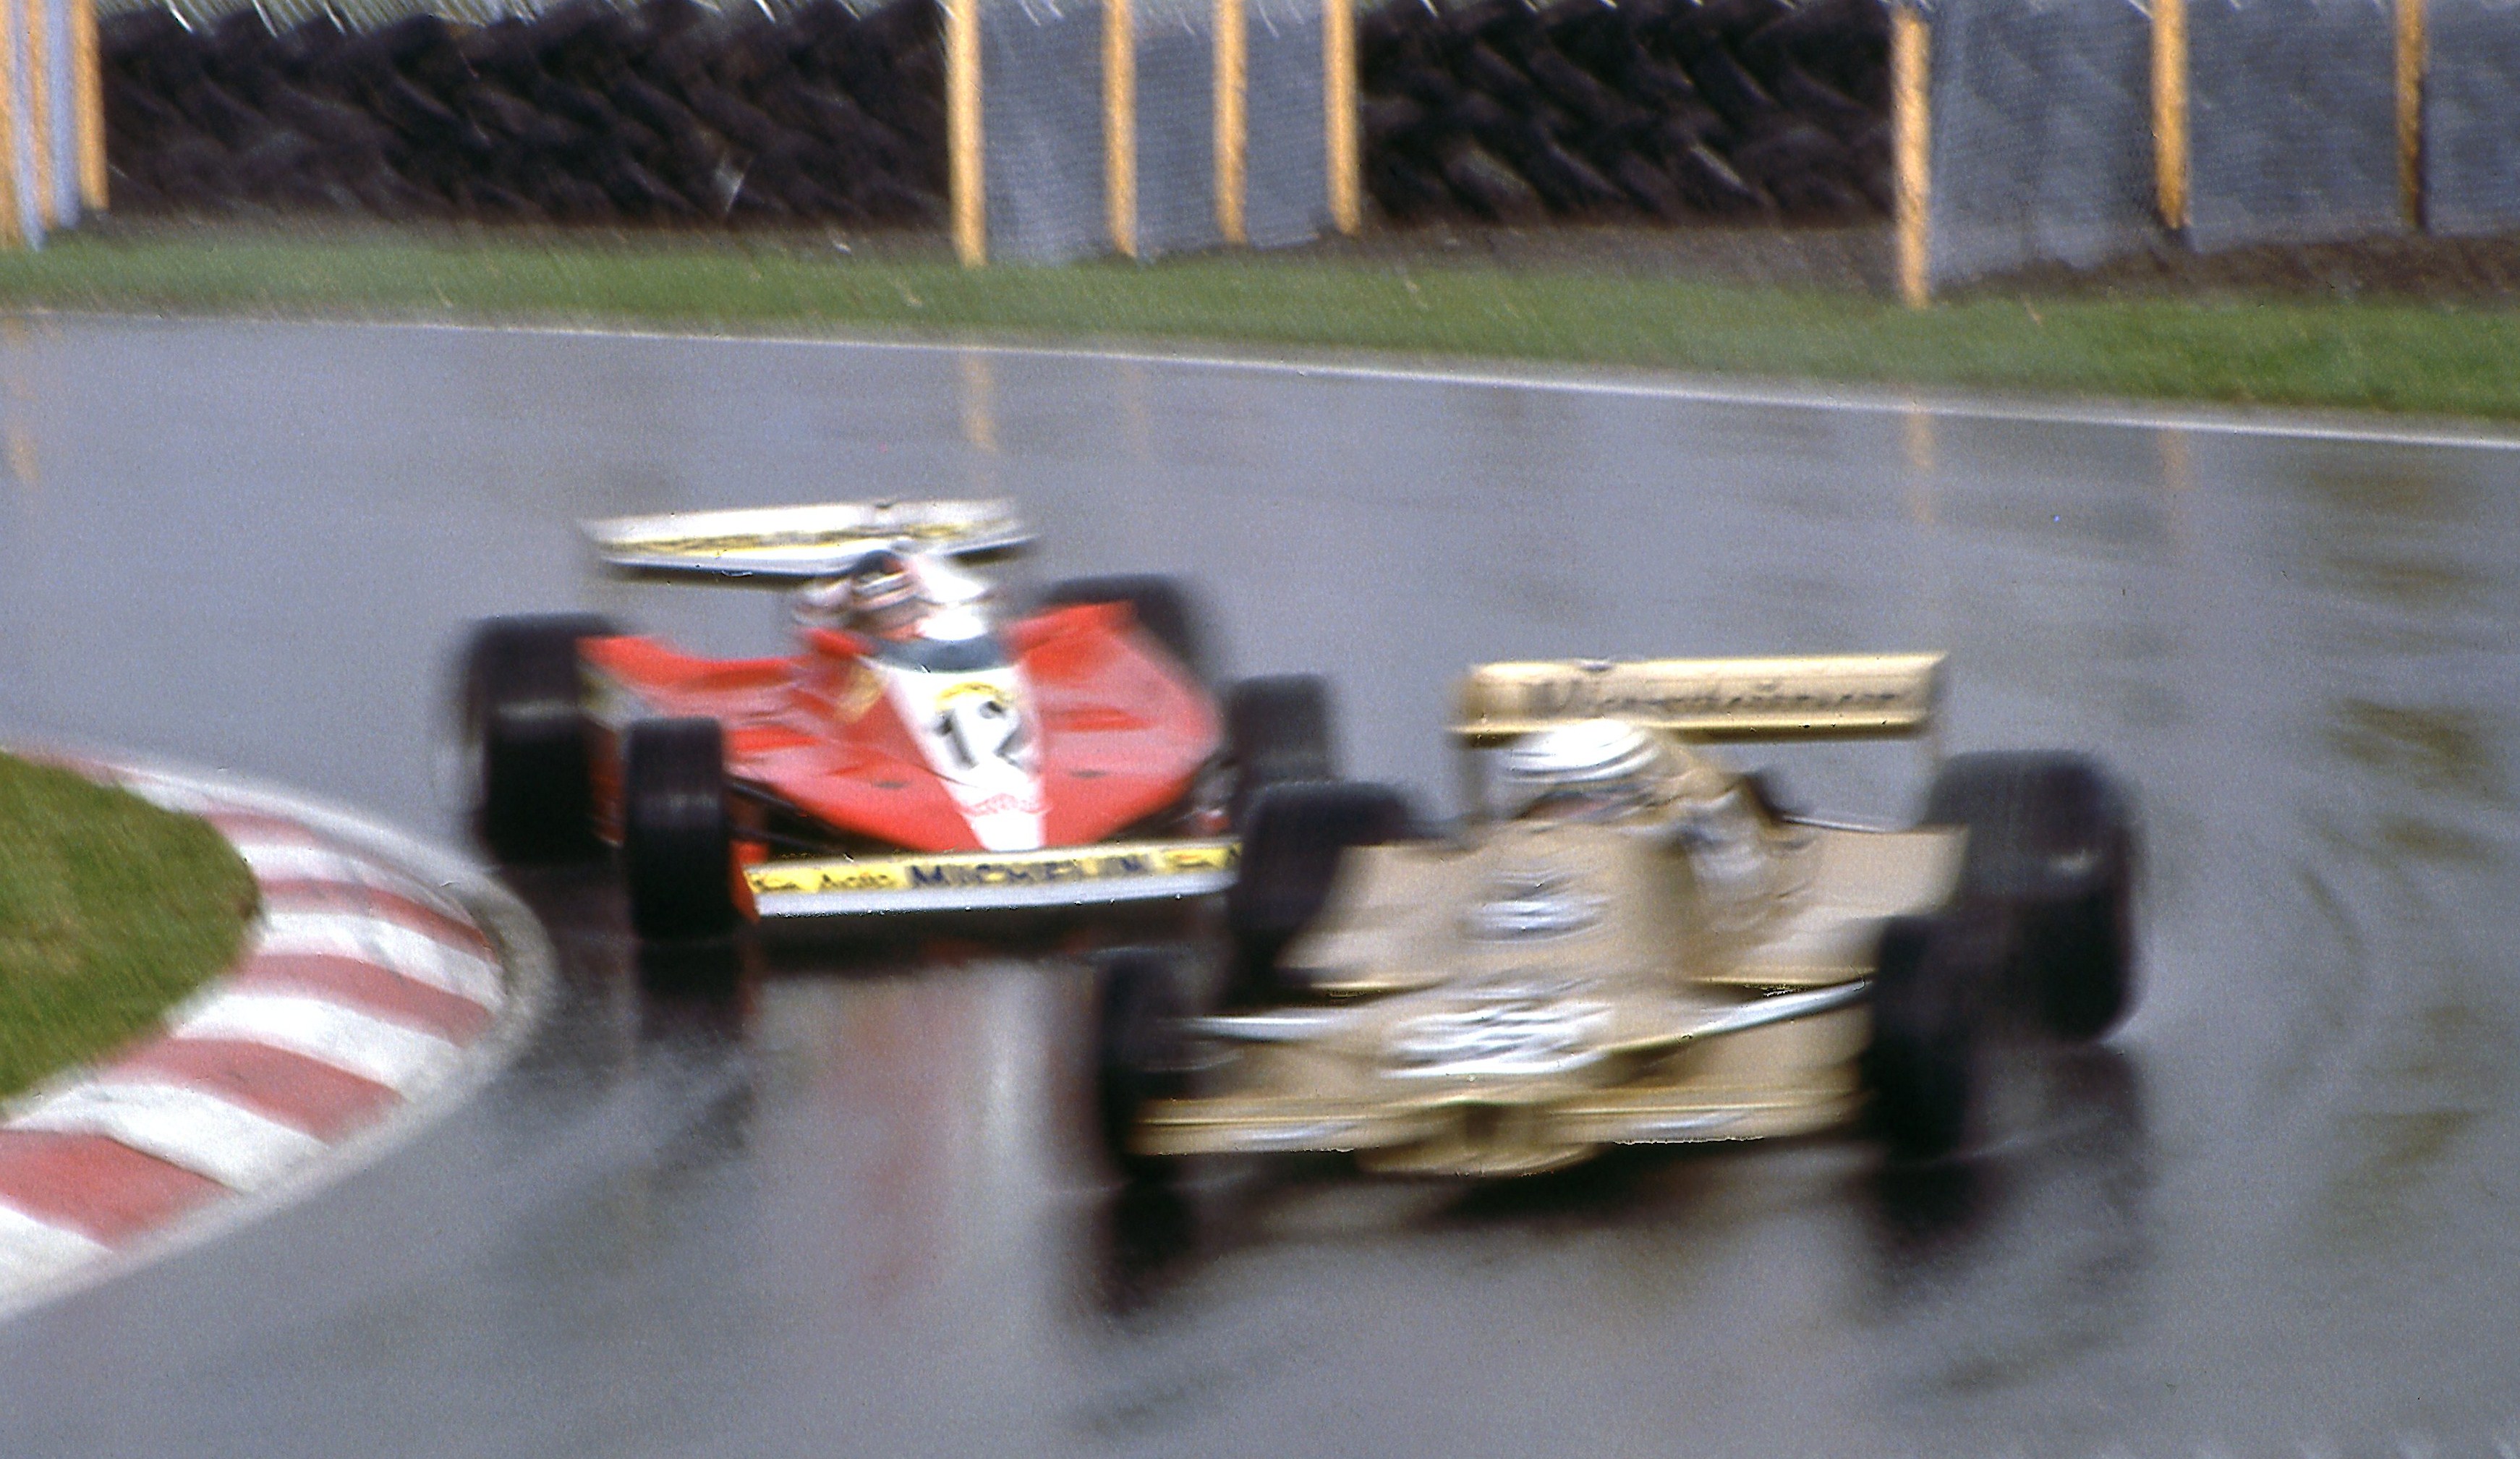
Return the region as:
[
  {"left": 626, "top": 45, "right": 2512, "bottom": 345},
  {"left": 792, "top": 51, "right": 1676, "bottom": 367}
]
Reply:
[{"left": 582, "top": 603, "right": 1219, "bottom": 854}]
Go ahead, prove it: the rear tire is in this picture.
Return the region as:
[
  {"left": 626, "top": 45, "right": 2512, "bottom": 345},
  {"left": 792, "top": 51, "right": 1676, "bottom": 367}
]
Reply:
[
  {"left": 1225, "top": 674, "right": 1337, "bottom": 828},
  {"left": 1039, "top": 574, "right": 1211, "bottom": 684},
  {"left": 1922, "top": 752, "right": 2139, "bottom": 1042},
  {"left": 1226, "top": 780, "right": 1413, "bottom": 1002},
  {"left": 623, "top": 718, "right": 738, "bottom": 940},
  {"left": 1863, "top": 912, "right": 1994, "bottom": 1161},
  {"left": 1096, "top": 948, "right": 1198, "bottom": 1181},
  {"left": 461, "top": 613, "right": 616, "bottom": 862}
]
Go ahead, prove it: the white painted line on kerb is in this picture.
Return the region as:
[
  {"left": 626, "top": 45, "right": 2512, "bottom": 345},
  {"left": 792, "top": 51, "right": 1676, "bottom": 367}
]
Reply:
[
  {"left": 250, "top": 912, "right": 503, "bottom": 1009},
  {"left": 108, "top": 775, "right": 226, "bottom": 816},
  {"left": 174, "top": 994, "right": 461, "bottom": 1097},
  {"left": 12, "top": 1084, "right": 327, "bottom": 1192},
  {"left": 0, "top": 1207, "right": 109, "bottom": 1283},
  {"left": 344, "top": 317, "right": 2520, "bottom": 454},
  {"left": 234, "top": 842, "right": 469, "bottom": 922}
]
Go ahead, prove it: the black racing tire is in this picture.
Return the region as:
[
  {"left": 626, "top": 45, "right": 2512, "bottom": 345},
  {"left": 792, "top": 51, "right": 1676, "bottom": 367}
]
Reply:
[
  {"left": 1862, "top": 911, "right": 1993, "bottom": 1161},
  {"left": 1225, "top": 780, "right": 1414, "bottom": 1002},
  {"left": 1039, "top": 574, "right": 1212, "bottom": 685},
  {"left": 461, "top": 613, "right": 616, "bottom": 862},
  {"left": 623, "top": 717, "right": 738, "bottom": 941},
  {"left": 1922, "top": 751, "right": 2140, "bottom": 1042},
  {"left": 1225, "top": 674, "right": 1338, "bottom": 828},
  {"left": 1095, "top": 948, "right": 1198, "bottom": 1181}
]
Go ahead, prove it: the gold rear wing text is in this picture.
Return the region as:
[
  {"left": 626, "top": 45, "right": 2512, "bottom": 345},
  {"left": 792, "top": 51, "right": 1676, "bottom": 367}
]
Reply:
[{"left": 1452, "top": 653, "right": 1945, "bottom": 742}]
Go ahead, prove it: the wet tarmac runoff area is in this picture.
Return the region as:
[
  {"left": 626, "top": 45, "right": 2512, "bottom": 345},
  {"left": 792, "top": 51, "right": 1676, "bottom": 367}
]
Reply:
[{"left": 1, "top": 316, "right": 2517, "bottom": 1458}]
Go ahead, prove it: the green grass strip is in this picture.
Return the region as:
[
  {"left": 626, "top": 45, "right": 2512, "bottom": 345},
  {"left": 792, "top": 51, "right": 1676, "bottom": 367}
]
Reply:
[
  {"left": 3, "top": 230, "right": 2519, "bottom": 420},
  {"left": 0, "top": 753, "right": 256, "bottom": 1099}
]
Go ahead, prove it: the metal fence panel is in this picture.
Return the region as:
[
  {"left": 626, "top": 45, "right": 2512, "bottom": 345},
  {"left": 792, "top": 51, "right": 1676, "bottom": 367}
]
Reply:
[
  {"left": 47, "top": 0, "right": 79, "bottom": 225},
  {"left": 2187, "top": 0, "right": 2398, "bottom": 252},
  {"left": 1133, "top": 0, "right": 1219, "bottom": 255},
  {"left": 2423, "top": 0, "right": 2520, "bottom": 237},
  {"left": 1925, "top": 0, "right": 2153, "bottom": 285},
  {"left": 8, "top": 13, "right": 42, "bottom": 241},
  {"left": 982, "top": 0, "right": 1107, "bottom": 262},
  {"left": 1242, "top": 0, "right": 1320, "bottom": 247}
]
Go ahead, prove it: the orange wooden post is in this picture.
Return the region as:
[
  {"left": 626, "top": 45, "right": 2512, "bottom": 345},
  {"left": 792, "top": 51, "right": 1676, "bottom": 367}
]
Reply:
[
  {"left": 2153, "top": 0, "right": 2189, "bottom": 231},
  {"left": 948, "top": 0, "right": 984, "bottom": 265},
  {"left": 1891, "top": 4, "right": 1930, "bottom": 306}
]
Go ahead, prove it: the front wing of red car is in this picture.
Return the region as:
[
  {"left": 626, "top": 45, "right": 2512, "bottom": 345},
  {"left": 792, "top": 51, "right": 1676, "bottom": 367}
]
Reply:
[{"left": 744, "top": 838, "right": 1240, "bottom": 916}]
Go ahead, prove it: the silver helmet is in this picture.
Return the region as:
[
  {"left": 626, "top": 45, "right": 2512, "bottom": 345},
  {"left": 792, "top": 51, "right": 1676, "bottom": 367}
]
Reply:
[{"left": 1500, "top": 719, "right": 1675, "bottom": 820}]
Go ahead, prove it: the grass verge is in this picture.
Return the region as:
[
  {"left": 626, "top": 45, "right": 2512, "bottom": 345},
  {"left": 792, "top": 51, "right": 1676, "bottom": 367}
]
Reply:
[
  {"left": 0, "top": 753, "right": 257, "bottom": 1100},
  {"left": 2, "top": 229, "right": 2519, "bottom": 420}
]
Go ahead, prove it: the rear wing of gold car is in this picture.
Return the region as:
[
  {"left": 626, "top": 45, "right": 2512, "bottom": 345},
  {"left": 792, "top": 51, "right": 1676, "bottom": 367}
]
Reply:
[
  {"left": 1452, "top": 653, "right": 1944, "bottom": 743},
  {"left": 585, "top": 498, "right": 1032, "bottom": 581}
]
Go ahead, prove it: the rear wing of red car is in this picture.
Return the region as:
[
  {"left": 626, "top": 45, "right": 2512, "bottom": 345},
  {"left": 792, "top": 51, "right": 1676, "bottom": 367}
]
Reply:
[
  {"left": 1452, "top": 653, "right": 1944, "bottom": 743},
  {"left": 584, "top": 498, "right": 1032, "bottom": 580}
]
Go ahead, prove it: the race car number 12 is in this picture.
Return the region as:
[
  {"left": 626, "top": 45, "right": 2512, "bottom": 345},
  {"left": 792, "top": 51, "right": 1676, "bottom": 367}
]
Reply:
[{"left": 932, "top": 691, "right": 1027, "bottom": 772}]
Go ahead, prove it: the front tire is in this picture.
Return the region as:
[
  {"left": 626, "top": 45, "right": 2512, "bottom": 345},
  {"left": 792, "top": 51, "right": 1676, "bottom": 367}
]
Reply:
[
  {"left": 1225, "top": 780, "right": 1413, "bottom": 1002},
  {"left": 623, "top": 718, "right": 738, "bottom": 940},
  {"left": 1923, "top": 752, "right": 2139, "bottom": 1042},
  {"left": 1096, "top": 948, "right": 1198, "bottom": 1181},
  {"left": 1863, "top": 912, "right": 1995, "bottom": 1161},
  {"left": 1224, "top": 674, "right": 1337, "bottom": 828},
  {"left": 461, "top": 613, "right": 616, "bottom": 862}
]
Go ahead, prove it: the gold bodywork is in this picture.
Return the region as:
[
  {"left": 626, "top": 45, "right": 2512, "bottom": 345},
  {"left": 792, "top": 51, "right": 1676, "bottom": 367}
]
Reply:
[{"left": 1138, "top": 653, "right": 1964, "bottom": 1177}]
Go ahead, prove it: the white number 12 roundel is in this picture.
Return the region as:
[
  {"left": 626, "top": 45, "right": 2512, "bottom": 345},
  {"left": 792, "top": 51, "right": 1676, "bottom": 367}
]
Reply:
[{"left": 932, "top": 681, "right": 1031, "bottom": 773}]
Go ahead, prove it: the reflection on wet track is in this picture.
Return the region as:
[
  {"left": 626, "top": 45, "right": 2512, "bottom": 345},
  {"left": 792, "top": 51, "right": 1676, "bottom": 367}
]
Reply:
[{"left": 2, "top": 318, "right": 2517, "bottom": 1457}]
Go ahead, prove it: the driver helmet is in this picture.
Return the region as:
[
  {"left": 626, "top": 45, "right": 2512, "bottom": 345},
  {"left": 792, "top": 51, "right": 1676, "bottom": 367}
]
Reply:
[
  {"left": 1502, "top": 719, "right": 1675, "bottom": 821},
  {"left": 846, "top": 550, "right": 927, "bottom": 638}
]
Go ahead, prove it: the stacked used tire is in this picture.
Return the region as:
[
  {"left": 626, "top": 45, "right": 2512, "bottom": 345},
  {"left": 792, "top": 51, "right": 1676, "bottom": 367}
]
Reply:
[
  {"left": 1361, "top": 0, "right": 1891, "bottom": 226},
  {"left": 101, "top": 0, "right": 945, "bottom": 225}
]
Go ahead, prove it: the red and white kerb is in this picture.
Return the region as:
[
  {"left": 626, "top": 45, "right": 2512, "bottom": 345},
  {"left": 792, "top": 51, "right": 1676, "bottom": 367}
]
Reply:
[{"left": 0, "top": 770, "right": 507, "bottom": 1295}]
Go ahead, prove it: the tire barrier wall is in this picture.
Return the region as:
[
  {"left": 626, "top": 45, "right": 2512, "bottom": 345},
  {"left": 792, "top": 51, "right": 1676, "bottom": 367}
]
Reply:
[
  {"left": 2184, "top": 0, "right": 2399, "bottom": 252},
  {"left": 100, "top": 0, "right": 1331, "bottom": 260},
  {"left": 1920, "top": 0, "right": 2151, "bottom": 287},
  {"left": 1358, "top": 0, "right": 1893, "bottom": 226},
  {"left": 87, "top": 0, "right": 2520, "bottom": 283},
  {"left": 100, "top": 0, "right": 945, "bottom": 224},
  {"left": 2422, "top": 0, "right": 2520, "bottom": 237},
  {"left": 0, "top": 0, "right": 104, "bottom": 246},
  {"left": 95, "top": 0, "right": 1901, "bottom": 249}
]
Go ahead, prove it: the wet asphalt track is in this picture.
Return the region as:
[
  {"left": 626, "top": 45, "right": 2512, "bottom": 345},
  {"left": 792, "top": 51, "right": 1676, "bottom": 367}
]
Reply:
[{"left": 2, "top": 315, "right": 2519, "bottom": 1458}]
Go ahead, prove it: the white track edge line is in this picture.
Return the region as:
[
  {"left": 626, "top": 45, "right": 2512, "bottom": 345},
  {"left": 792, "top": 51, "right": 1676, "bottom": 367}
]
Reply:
[{"left": 63, "top": 311, "right": 2520, "bottom": 454}]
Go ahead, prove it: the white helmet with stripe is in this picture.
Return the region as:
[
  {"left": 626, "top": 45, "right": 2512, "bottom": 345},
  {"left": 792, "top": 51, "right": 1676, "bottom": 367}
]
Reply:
[{"left": 1501, "top": 719, "right": 1675, "bottom": 820}]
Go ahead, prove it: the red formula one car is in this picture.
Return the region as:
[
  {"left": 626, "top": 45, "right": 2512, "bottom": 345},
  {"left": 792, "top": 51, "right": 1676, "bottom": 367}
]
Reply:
[{"left": 461, "top": 501, "right": 1334, "bottom": 939}]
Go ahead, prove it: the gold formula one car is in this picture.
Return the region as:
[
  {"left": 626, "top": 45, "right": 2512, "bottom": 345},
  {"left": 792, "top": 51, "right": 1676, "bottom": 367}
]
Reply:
[{"left": 1097, "top": 653, "right": 2138, "bottom": 1178}]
